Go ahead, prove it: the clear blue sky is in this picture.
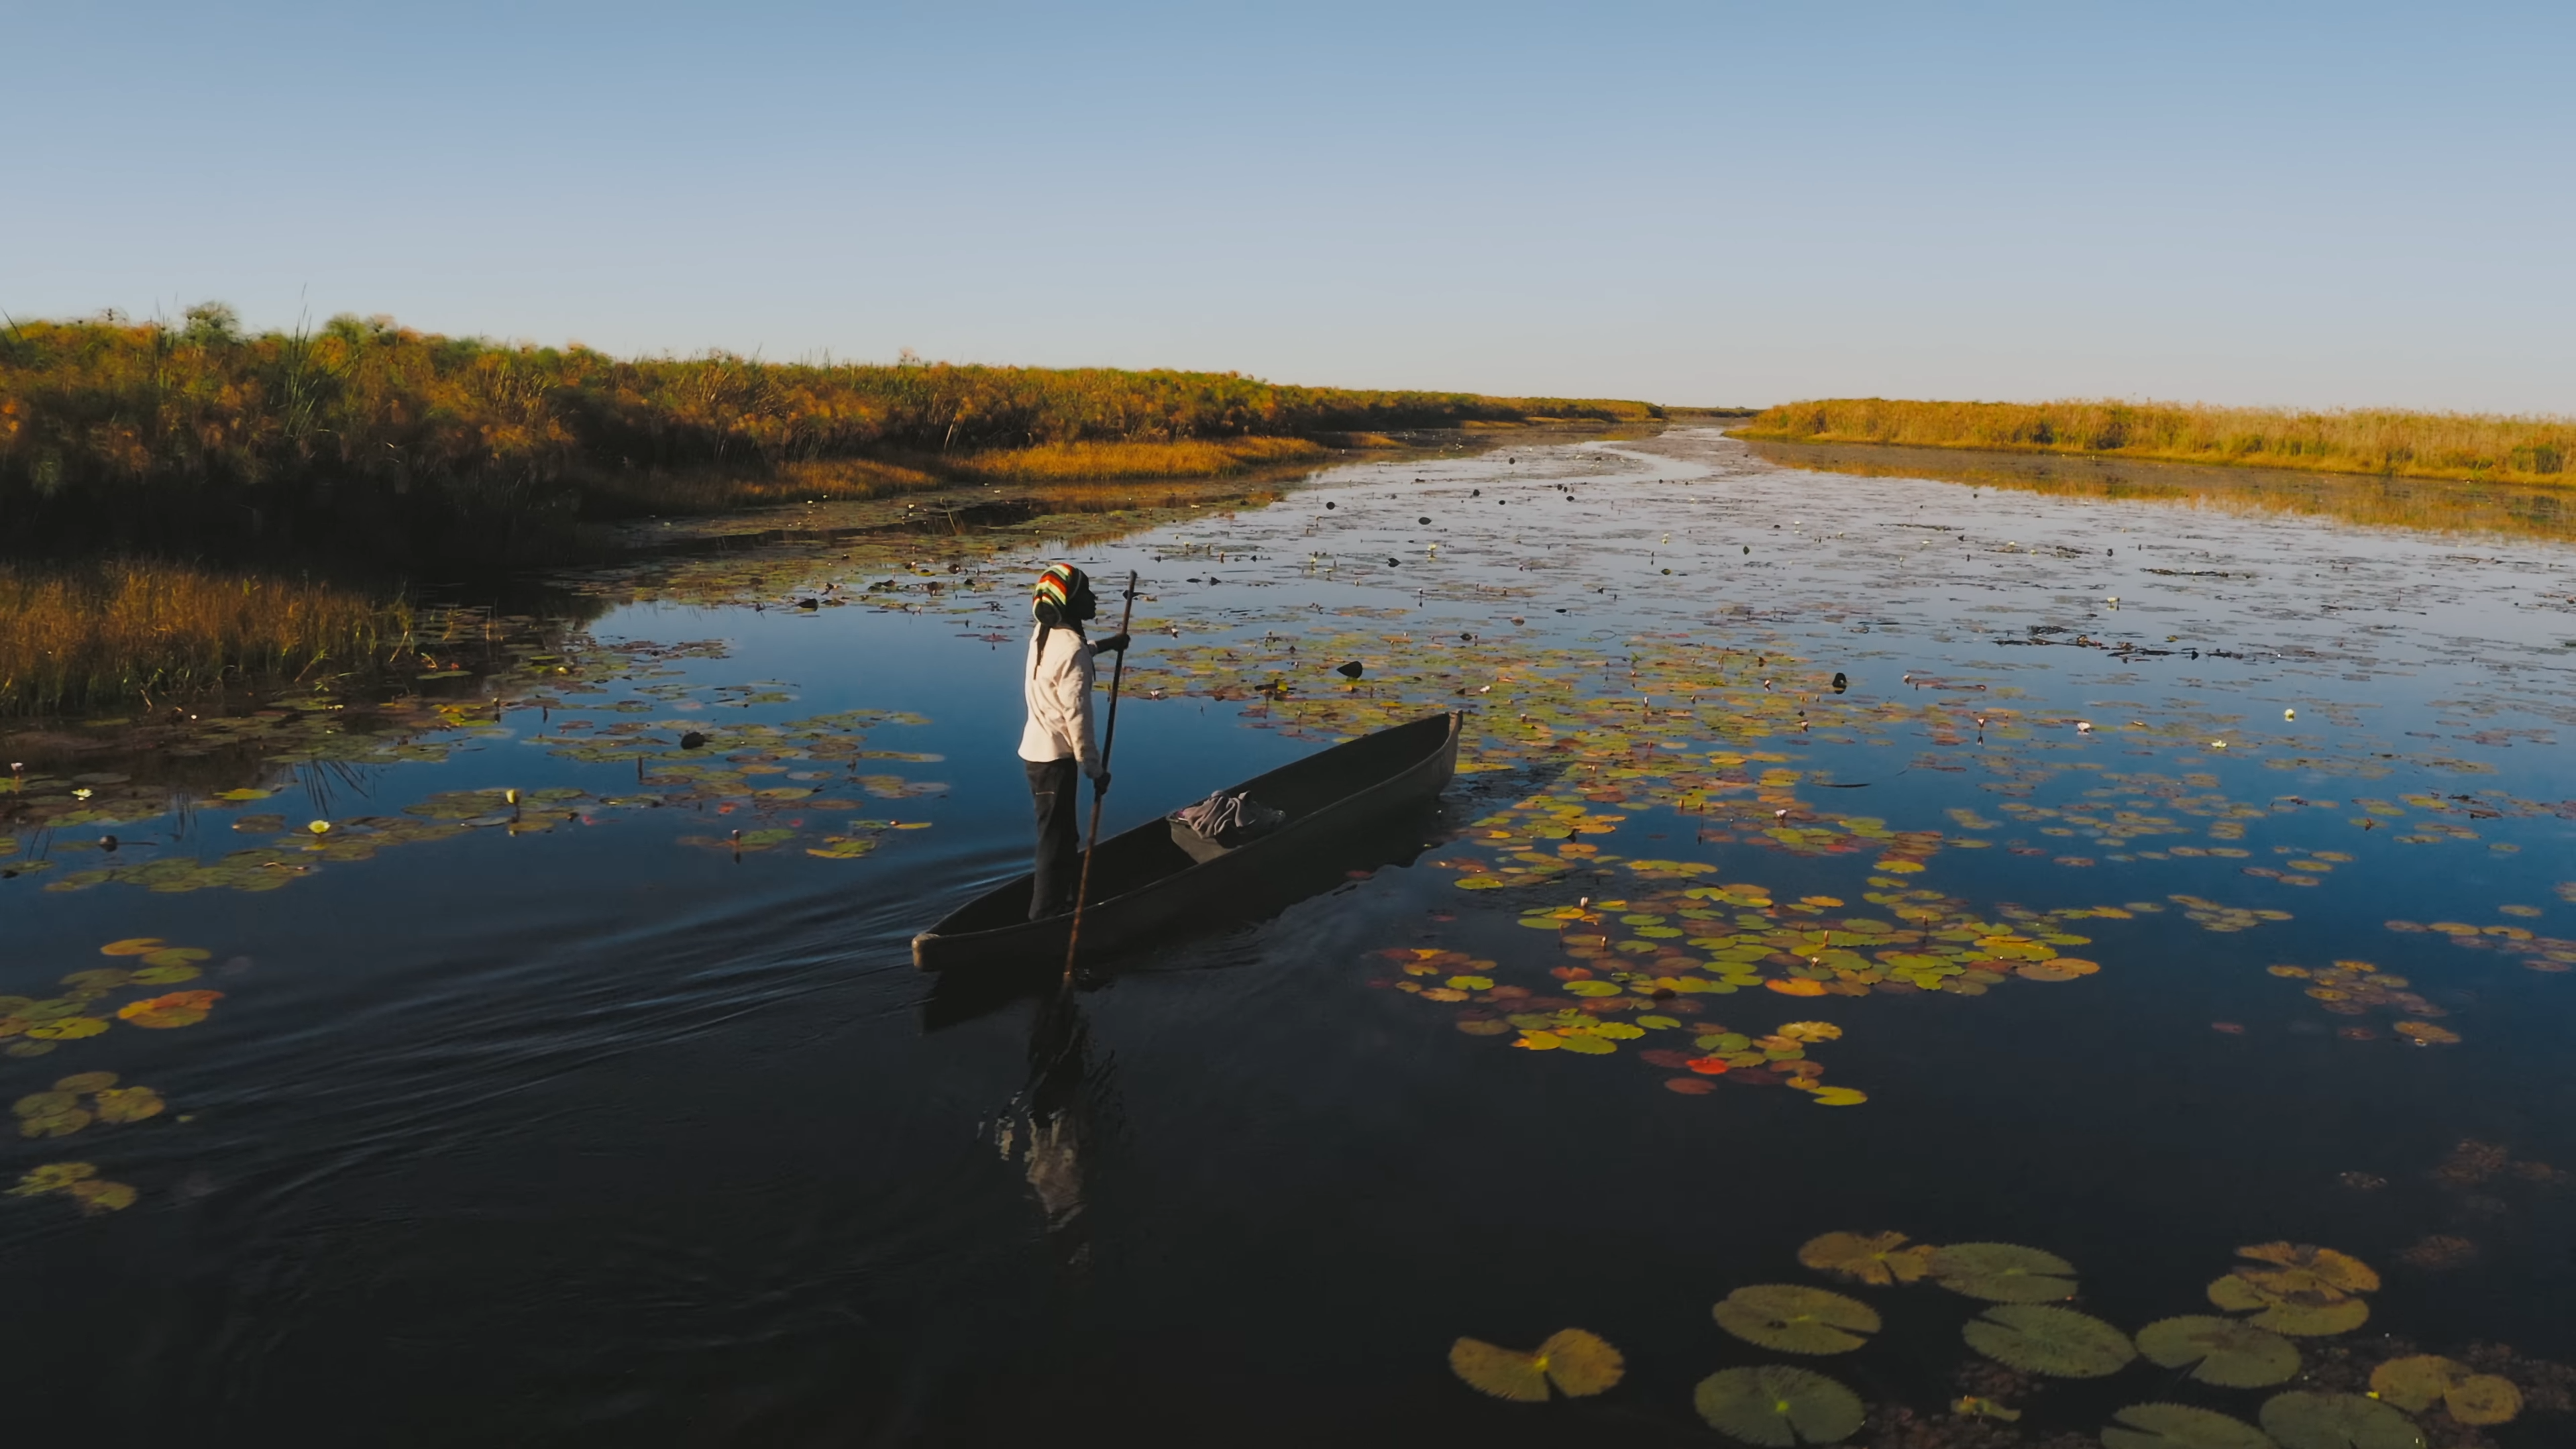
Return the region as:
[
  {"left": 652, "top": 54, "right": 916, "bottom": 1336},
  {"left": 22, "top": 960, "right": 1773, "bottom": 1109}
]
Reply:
[{"left": 8, "top": 2, "right": 2570, "bottom": 411}]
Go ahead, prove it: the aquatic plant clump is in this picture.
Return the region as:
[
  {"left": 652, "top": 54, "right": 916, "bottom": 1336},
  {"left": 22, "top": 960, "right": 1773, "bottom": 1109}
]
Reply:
[
  {"left": 2206, "top": 1242, "right": 2380, "bottom": 1337},
  {"left": 6, "top": 1160, "right": 138, "bottom": 1215},
  {"left": 9, "top": 606, "right": 948, "bottom": 892}
]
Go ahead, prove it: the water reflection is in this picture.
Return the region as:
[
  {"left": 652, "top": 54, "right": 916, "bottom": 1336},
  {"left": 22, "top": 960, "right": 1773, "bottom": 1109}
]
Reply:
[
  {"left": 1004, "top": 987, "right": 1106, "bottom": 1272},
  {"left": 9, "top": 424, "right": 2576, "bottom": 1442}
]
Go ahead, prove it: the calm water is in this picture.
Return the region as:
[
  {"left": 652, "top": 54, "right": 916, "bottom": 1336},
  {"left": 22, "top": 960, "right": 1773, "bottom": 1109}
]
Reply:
[{"left": 5, "top": 429, "right": 2574, "bottom": 1446}]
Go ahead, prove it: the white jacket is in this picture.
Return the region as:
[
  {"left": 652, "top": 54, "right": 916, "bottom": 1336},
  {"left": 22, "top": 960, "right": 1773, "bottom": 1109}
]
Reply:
[{"left": 1018, "top": 625, "right": 1103, "bottom": 777}]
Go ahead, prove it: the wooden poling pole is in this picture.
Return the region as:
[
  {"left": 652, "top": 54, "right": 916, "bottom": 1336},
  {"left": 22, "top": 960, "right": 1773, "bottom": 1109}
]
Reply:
[{"left": 1061, "top": 570, "right": 1140, "bottom": 981}]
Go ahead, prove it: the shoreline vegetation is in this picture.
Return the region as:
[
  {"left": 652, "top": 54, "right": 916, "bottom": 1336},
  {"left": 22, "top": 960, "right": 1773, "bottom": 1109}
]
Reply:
[
  {"left": 0, "top": 559, "right": 414, "bottom": 718},
  {"left": 0, "top": 305, "right": 1658, "bottom": 559},
  {"left": 1737, "top": 439, "right": 2576, "bottom": 545},
  {"left": 1729, "top": 398, "right": 2574, "bottom": 489},
  {"left": 0, "top": 303, "right": 1658, "bottom": 715}
]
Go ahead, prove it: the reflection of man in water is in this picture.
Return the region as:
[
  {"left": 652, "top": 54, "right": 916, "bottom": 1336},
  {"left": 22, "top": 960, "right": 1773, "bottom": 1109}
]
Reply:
[
  {"left": 1020, "top": 564, "right": 1127, "bottom": 920},
  {"left": 1004, "top": 991, "right": 1099, "bottom": 1270}
]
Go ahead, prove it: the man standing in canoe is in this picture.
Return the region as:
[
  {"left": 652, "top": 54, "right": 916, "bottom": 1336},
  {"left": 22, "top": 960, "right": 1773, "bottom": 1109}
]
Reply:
[{"left": 1021, "top": 564, "right": 1128, "bottom": 919}]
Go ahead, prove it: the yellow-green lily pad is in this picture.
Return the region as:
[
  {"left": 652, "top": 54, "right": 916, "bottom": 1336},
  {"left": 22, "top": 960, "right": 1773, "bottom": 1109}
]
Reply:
[
  {"left": 2257, "top": 1391, "right": 2425, "bottom": 1449},
  {"left": 1961, "top": 1303, "right": 2135, "bottom": 1378},
  {"left": 1931, "top": 1242, "right": 2079, "bottom": 1301},
  {"left": 2101, "top": 1403, "right": 2274, "bottom": 1449},
  {"left": 1714, "top": 1285, "right": 1880, "bottom": 1354},
  {"left": 1692, "top": 1364, "right": 1865, "bottom": 1446},
  {"left": 2134, "top": 1316, "right": 2300, "bottom": 1387}
]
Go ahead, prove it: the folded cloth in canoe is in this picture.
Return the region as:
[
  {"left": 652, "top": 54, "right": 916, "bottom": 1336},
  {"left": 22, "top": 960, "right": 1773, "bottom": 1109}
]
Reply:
[{"left": 1167, "top": 790, "right": 1287, "bottom": 861}]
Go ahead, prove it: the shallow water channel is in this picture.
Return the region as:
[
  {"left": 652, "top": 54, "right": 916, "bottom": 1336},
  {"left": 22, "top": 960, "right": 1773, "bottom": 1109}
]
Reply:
[{"left": 6, "top": 429, "right": 2576, "bottom": 1446}]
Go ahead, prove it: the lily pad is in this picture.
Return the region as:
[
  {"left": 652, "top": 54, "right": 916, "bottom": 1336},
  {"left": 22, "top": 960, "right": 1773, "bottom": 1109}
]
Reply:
[
  {"left": 2367, "top": 1356, "right": 2464, "bottom": 1413},
  {"left": 2444, "top": 1375, "right": 2522, "bottom": 1427},
  {"left": 2134, "top": 1316, "right": 2300, "bottom": 1387},
  {"left": 117, "top": 990, "right": 223, "bottom": 1029},
  {"left": 66, "top": 1179, "right": 137, "bottom": 1214},
  {"left": 14, "top": 1095, "right": 92, "bottom": 1138},
  {"left": 2101, "top": 1403, "right": 2275, "bottom": 1449},
  {"left": 2206, "top": 1275, "right": 2369, "bottom": 1336},
  {"left": 1448, "top": 1328, "right": 1624, "bottom": 1401},
  {"left": 1962, "top": 1303, "right": 2137, "bottom": 1379},
  {"left": 92, "top": 1086, "right": 165, "bottom": 1124},
  {"left": 12, "top": 1091, "right": 76, "bottom": 1118},
  {"left": 1692, "top": 1364, "right": 1866, "bottom": 1446},
  {"left": 2367, "top": 1357, "right": 2521, "bottom": 1426},
  {"left": 8, "top": 1161, "right": 98, "bottom": 1195},
  {"left": 1931, "top": 1242, "right": 2080, "bottom": 1301},
  {"left": 1448, "top": 1338, "right": 1547, "bottom": 1401},
  {"left": 1798, "top": 1231, "right": 1933, "bottom": 1286},
  {"left": 1714, "top": 1285, "right": 1880, "bottom": 1354},
  {"left": 2233, "top": 1242, "right": 2379, "bottom": 1297},
  {"left": 1531, "top": 1328, "right": 1624, "bottom": 1397},
  {"left": 2257, "top": 1391, "right": 2424, "bottom": 1449}
]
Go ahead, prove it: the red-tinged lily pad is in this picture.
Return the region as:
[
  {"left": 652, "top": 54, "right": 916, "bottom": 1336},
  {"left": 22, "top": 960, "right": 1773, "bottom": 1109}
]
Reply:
[{"left": 117, "top": 990, "right": 224, "bottom": 1029}]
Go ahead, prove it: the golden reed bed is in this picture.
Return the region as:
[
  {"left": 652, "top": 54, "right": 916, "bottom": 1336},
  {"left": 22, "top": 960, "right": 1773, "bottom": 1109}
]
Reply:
[
  {"left": 0, "top": 561, "right": 409, "bottom": 716},
  {"left": 1732, "top": 398, "right": 2573, "bottom": 488}
]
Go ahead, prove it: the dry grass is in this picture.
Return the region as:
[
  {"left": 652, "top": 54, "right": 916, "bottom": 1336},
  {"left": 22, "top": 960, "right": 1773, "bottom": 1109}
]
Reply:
[
  {"left": 1741, "top": 439, "right": 2576, "bottom": 544},
  {"left": 1731, "top": 398, "right": 2576, "bottom": 488},
  {"left": 571, "top": 439, "right": 1326, "bottom": 513},
  {"left": 944, "top": 436, "right": 1328, "bottom": 482},
  {"left": 0, "top": 307, "right": 1658, "bottom": 550},
  {"left": 0, "top": 561, "right": 410, "bottom": 716}
]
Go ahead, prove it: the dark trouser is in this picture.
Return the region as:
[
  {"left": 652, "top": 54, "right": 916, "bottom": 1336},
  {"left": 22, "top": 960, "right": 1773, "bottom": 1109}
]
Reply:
[{"left": 1026, "top": 757, "right": 1083, "bottom": 920}]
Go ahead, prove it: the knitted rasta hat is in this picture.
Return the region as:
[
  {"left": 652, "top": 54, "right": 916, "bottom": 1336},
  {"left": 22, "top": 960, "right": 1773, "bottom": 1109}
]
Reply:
[
  {"left": 1032, "top": 562, "right": 1089, "bottom": 619},
  {"left": 1030, "top": 563, "right": 1093, "bottom": 675}
]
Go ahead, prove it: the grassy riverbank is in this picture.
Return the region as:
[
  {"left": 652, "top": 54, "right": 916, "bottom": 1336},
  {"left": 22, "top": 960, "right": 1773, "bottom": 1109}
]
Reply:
[
  {"left": 0, "top": 306, "right": 1658, "bottom": 713},
  {"left": 1731, "top": 398, "right": 2574, "bottom": 487},
  {"left": 1, "top": 306, "right": 1656, "bottom": 559},
  {"left": 0, "top": 560, "right": 412, "bottom": 716}
]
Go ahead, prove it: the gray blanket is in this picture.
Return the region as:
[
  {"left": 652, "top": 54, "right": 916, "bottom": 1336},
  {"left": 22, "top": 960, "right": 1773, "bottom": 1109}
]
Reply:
[{"left": 1169, "top": 790, "right": 1286, "bottom": 847}]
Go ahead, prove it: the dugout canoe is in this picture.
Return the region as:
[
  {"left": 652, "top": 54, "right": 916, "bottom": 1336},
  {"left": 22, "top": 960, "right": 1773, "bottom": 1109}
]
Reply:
[{"left": 912, "top": 710, "right": 1463, "bottom": 972}]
